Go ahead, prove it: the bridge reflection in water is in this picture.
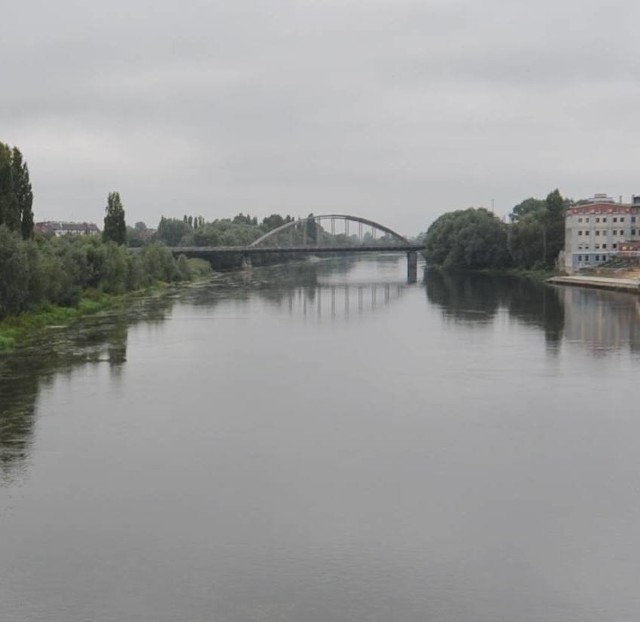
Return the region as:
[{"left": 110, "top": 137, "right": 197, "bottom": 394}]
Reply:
[{"left": 286, "top": 281, "right": 406, "bottom": 319}]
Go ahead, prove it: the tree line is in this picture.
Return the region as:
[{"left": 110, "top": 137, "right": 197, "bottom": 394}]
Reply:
[
  {"left": 0, "top": 229, "right": 205, "bottom": 320},
  {"left": 0, "top": 142, "right": 207, "bottom": 322},
  {"left": 422, "top": 189, "right": 567, "bottom": 271},
  {"left": 152, "top": 213, "right": 296, "bottom": 247}
]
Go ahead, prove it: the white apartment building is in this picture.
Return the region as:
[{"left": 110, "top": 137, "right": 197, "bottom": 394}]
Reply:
[{"left": 564, "top": 194, "right": 640, "bottom": 273}]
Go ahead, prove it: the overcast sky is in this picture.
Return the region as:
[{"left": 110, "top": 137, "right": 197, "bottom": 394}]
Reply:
[{"left": 4, "top": 0, "right": 640, "bottom": 235}]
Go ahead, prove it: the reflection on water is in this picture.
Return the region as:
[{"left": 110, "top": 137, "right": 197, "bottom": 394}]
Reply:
[
  {"left": 0, "top": 295, "right": 174, "bottom": 483},
  {"left": 185, "top": 256, "right": 409, "bottom": 320},
  {"left": 425, "top": 270, "right": 640, "bottom": 355},
  {"left": 425, "top": 270, "right": 565, "bottom": 348},
  {"left": 557, "top": 285, "right": 640, "bottom": 354}
]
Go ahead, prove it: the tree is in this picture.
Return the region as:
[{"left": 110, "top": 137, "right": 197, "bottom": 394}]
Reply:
[
  {"left": 11, "top": 148, "right": 34, "bottom": 239},
  {"left": 0, "top": 142, "right": 34, "bottom": 238},
  {"left": 103, "top": 191, "right": 127, "bottom": 245},
  {"left": 542, "top": 189, "right": 566, "bottom": 268},
  {"left": 156, "top": 216, "right": 191, "bottom": 246},
  {"left": 509, "top": 197, "right": 546, "bottom": 223},
  {"left": 0, "top": 226, "right": 30, "bottom": 318},
  {"left": 508, "top": 212, "right": 546, "bottom": 268},
  {"left": 506, "top": 190, "right": 567, "bottom": 269},
  {"left": 423, "top": 208, "right": 510, "bottom": 270},
  {"left": 305, "top": 213, "right": 317, "bottom": 243},
  {"left": 262, "top": 214, "right": 285, "bottom": 231},
  {"left": 0, "top": 142, "right": 19, "bottom": 232}
]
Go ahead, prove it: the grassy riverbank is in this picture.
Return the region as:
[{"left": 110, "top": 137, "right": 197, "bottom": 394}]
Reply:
[
  {"left": 0, "top": 257, "right": 213, "bottom": 352},
  {"left": 0, "top": 291, "right": 131, "bottom": 351}
]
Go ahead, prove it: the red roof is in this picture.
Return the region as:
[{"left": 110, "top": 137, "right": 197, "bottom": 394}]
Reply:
[{"left": 570, "top": 203, "right": 636, "bottom": 215}]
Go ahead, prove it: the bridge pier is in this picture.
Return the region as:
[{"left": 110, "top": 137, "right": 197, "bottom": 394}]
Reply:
[
  {"left": 407, "top": 251, "right": 418, "bottom": 283},
  {"left": 241, "top": 253, "right": 252, "bottom": 270}
]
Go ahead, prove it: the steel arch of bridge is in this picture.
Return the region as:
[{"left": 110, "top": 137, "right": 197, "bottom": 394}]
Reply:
[{"left": 249, "top": 214, "right": 410, "bottom": 247}]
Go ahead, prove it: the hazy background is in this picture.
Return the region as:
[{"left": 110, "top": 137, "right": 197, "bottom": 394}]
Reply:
[{"left": 3, "top": 0, "right": 640, "bottom": 235}]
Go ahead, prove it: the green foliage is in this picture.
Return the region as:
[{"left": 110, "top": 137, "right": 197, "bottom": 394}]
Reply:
[
  {"left": 542, "top": 189, "right": 566, "bottom": 268},
  {"left": 232, "top": 212, "right": 258, "bottom": 226},
  {"left": 509, "top": 197, "right": 546, "bottom": 223},
  {"left": 305, "top": 213, "right": 318, "bottom": 243},
  {"left": 262, "top": 214, "right": 286, "bottom": 231},
  {"left": 261, "top": 214, "right": 293, "bottom": 231},
  {"left": 508, "top": 212, "right": 546, "bottom": 269},
  {"left": 0, "top": 331, "right": 16, "bottom": 350},
  {"left": 186, "top": 258, "right": 213, "bottom": 278},
  {"left": 12, "top": 148, "right": 34, "bottom": 239},
  {"left": 0, "top": 228, "right": 197, "bottom": 322},
  {"left": 423, "top": 208, "right": 510, "bottom": 270},
  {"left": 156, "top": 216, "right": 191, "bottom": 246},
  {"left": 0, "top": 226, "right": 32, "bottom": 317},
  {"left": 426, "top": 190, "right": 568, "bottom": 272},
  {"left": 103, "top": 191, "right": 127, "bottom": 245},
  {"left": 0, "top": 141, "right": 33, "bottom": 238},
  {"left": 508, "top": 189, "right": 566, "bottom": 269},
  {"left": 155, "top": 215, "right": 267, "bottom": 247}
]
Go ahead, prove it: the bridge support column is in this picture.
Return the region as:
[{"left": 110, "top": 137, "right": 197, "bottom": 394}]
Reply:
[
  {"left": 241, "top": 253, "right": 252, "bottom": 270},
  {"left": 407, "top": 251, "right": 418, "bottom": 283}
]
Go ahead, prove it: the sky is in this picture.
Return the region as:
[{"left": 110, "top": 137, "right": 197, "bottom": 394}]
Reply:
[{"left": 4, "top": 0, "right": 640, "bottom": 236}]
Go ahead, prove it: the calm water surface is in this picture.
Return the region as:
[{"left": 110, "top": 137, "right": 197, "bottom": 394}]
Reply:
[{"left": 2, "top": 255, "right": 640, "bottom": 622}]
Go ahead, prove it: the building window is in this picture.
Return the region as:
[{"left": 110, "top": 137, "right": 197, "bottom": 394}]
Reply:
[
  {"left": 632, "top": 216, "right": 637, "bottom": 223},
  {"left": 586, "top": 218, "right": 590, "bottom": 223},
  {"left": 578, "top": 217, "right": 583, "bottom": 223},
  {"left": 602, "top": 244, "right": 607, "bottom": 249},
  {"left": 596, "top": 255, "right": 600, "bottom": 261},
  {"left": 620, "top": 217, "right": 625, "bottom": 223},
  {"left": 613, "top": 217, "right": 618, "bottom": 223},
  {"left": 596, "top": 218, "right": 600, "bottom": 223},
  {"left": 632, "top": 229, "right": 636, "bottom": 235},
  {"left": 603, "top": 218, "right": 607, "bottom": 222},
  {"left": 578, "top": 230, "right": 583, "bottom": 235},
  {"left": 596, "top": 231, "right": 600, "bottom": 236},
  {"left": 613, "top": 243, "right": 618, "bottom": 249},
  {"left": 578, "top": 255, "right": 583, "bottom": 261}
]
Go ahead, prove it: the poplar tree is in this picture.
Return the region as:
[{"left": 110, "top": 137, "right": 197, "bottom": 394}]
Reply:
[
  {"left": 103, "top": 191, "right": 127, "bottom": 245},
  {"left": 11, "top": 147, "right": 34, "bottom": 239},
  {"left": 0, "top": 142, "right": 34, "bottom": 238},
  {"left": 0, "top": 142, "right": 19, "bottom": 231}
]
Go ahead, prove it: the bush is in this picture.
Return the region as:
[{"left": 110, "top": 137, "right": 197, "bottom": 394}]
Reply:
[{"left": 0, "top": 229, "right": 198, "bottom": 321}]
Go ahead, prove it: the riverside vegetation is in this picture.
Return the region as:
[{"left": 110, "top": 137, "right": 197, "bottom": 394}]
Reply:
[
  {"left": 0, "top": 229, "right": 212, "bottom": 349},
  {"left": 0, "top": 141, "right": 211, "bottom": 349},
  {"left": 422, "top": 189, "right": 567, "bottom": 273}
]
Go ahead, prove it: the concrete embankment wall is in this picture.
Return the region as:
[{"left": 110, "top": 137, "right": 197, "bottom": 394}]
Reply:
[{"left": 548, "top": 275, "right": 640, "bottom": 294}]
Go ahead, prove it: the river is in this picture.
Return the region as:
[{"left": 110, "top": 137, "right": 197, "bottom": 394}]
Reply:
[{"left": 2, "top": 255, "right": 640, "bottom": 622}]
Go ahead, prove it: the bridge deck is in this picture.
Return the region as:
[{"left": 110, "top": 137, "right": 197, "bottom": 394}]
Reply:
[{"left": 170, "top": 244, "right": 422, "bottom": 256}]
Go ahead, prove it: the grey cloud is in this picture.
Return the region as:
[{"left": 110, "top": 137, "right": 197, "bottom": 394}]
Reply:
[{"left": 4, "top": 0, "right": 640, "bottom": 232}]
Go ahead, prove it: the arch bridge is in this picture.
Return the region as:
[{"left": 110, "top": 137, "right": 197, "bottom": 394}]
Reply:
[{"left": 170, "top": 214, "right": 422, "bottom": 282}]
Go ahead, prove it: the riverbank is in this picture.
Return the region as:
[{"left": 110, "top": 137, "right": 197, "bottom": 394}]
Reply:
[
  {"left": 0, "top": 279, "right": 206, "bottom": 352},
  {"left": 0, "top": 252, "right": 214, "bottom": 351},
  {"left": 0, "top": 290, "right": 142, "bottom": 351},
  {"left": 547, "top": 274, "right": 640, "bottom": 294},
  {"left": 425, "top": 265, "right": 560, "bottom": 283}
]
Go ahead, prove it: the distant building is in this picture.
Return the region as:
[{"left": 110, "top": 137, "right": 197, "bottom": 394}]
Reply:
[
  {"left": 35, "top": 221, "right": 100, "bottom": 237},
  {"left": 564, "top": 194, "right": 640, "bottom": 273}
]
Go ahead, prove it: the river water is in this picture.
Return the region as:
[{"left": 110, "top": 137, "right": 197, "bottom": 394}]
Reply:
[{"left": 2, "top": 255, "right": 640, "bottom": 622}]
